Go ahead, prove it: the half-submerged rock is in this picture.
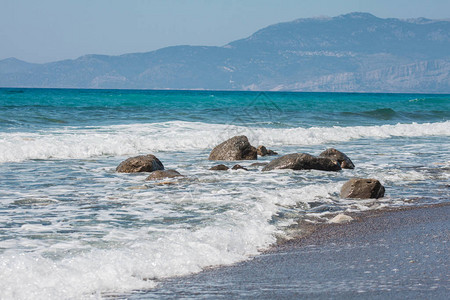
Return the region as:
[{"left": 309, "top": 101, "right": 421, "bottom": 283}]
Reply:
[
  {"left": 145, "top": 169, "right": 183, "bottom": 181},
  {"left": 267, "top": 149, "right": 278, "bottom": 156},
  {"left": 319, "top": 148, "right": 355, "bottom": 169},
  {"left": 209, "top": 164, "right": 229, "bottom": 171},
  {"left": 262, "top": 153, "right": 341, "bottom": 172},
  {"left": 340, "top": 178, "right": 385, "bottom": 199},
  {"left": 257, "top": 145, "right": 278, "bottom": 156},
  {"left": 208, "top": 135, "right": 257, "bottom": 161},
  {"left": 231, "top": 164, "right": 248, "bottom": 171},
  {"left": 116, "top": 154, "right": 164, "bottom": 173}
]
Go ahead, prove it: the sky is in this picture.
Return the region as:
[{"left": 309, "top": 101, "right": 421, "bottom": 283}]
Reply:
[{"left": 1, "top": 0, "right": 449, "bottom": 63}]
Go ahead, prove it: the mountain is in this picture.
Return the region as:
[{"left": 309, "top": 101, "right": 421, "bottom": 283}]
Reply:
[{"left": 1, "top": 12, "right": 449, "bottom": 92}]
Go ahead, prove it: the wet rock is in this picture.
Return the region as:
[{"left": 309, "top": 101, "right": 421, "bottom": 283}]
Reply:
[
  {"left": 145, "top": 169, "right": 183, "bottom": 181},
  {"left": 208, "top": 135, "right": 257, "bottom": 161},
  {"left": 319, "top": 148, "right": 355, "bottom": 169},
  {"left": 262, "top": 153, "right": 341, "bottom": 172},
  {"left": 257, "top": 145, "right": 268, "bottom": 156},
  {"left": 232, "top": 164, "right": 248, "bottom": 171},
  {"left": 153, "top": 181, "right": 178, "bottom": 186},
  {"left": 340, "top": 178, "right": 385, "bottom": 199},
  {"left": 209, "top": 164, "right": 229, "bottom": 171},
  {"left": 257, "top": 145, "right": 278, "bottom": 156},
  {"left": 116, "top": 154, "right": 164, "bottom": 173}
]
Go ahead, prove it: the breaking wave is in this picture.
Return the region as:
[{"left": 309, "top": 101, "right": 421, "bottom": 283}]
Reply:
[{"left": 0, "top": 120, "right": 449, "bottom": 163}]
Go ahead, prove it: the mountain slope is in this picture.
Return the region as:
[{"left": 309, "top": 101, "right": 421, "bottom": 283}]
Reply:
[{"left": 1, "top": 12, "right": 449, "bottom": 92}]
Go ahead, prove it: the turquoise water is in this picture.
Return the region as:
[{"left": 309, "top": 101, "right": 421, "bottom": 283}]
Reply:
[
  {"left": 0, "top": 88, "right": 449, "bottom": 299},
  {"left": 1, "top": 89, "right": 449, "bottom": 131}
]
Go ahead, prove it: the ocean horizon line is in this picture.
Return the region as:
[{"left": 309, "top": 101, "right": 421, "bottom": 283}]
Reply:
[{"left": 1, "top": 86, "right": 450, "bottom": 96}]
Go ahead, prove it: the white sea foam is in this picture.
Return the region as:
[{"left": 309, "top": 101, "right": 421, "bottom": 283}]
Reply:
[
  {"left": 0, "top": 162, "right": 445, "bottom": 299},
  {"left": 0, "top": 121, "right": 449, "bottom": 163},
  {"left": 0, "top": 200, "right": 277, "bottom": 299},
  {"left": 0, "top": 226, "right": 271, "bottom": 299},
  {"left": 0, "top": 167, "right": 353, "bottom": 299},
  {"left": 1, "top": 120, "right": 449, "bottom": 299}
]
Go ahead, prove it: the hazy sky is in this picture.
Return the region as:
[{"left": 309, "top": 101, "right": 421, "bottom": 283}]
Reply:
[{"left": 1, "top": 0, "right": 449, "bottom": 63}]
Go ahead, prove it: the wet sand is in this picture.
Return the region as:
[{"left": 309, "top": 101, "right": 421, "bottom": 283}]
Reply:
[{"left": 129, "top": 204, "right": 449, "bottom": 299}]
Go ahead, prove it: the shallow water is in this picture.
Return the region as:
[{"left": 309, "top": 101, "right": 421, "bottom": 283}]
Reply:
[{"left": 0, "top": 89, "right": 449, "bottom": 299}]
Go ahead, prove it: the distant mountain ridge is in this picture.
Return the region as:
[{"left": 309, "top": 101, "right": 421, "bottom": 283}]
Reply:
[{"left": 1, "top": 12, "right": 449, "bottom": 92}]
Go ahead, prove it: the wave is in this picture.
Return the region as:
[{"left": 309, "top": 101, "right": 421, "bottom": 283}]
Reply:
[
  {"left": 0, "top": 207, "right": 276, "bottom": 299},
  {"left": 0, "top": 120, "right": 449, "bottom": 163},
  {"left": 2, "top": 89, "right": 25, "bottom": 94},
  {"left": 0, "top": 180, "right": 300, "bottom": 299},
  {"left": 0, "top": 177, "right": 358, "bottom": 299},
  {"left": 341, "top": 108, "right": 397, "bottom": 120},
  {"left": 408, "top": 97, "right": 450, "bottom": 103}
]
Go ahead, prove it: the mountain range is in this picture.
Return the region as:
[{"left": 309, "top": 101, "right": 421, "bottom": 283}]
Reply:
[{"left": 1, "top": 12, "right": 449, "bottom": 92}]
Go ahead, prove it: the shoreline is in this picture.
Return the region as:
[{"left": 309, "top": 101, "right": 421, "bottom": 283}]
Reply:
[
  {"left": 128, "top": 203, "right": 450, "bottom": 299},
  {"left": 272, "top": 202, "right": 450, "bottom": 251}
]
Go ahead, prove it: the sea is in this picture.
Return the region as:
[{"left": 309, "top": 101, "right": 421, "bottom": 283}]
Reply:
[{"left": 0, "top": 88, "right": 449, "bottom": 299}]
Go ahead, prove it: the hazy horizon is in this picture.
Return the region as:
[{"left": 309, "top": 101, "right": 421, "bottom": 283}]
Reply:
[{"left": 2, "top": 0, "right": 449, "bottom": 63}]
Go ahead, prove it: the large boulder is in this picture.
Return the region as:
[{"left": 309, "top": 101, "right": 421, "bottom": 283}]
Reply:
[
  {"left": 145, "top": 169, "right": 183, "bottom": 181},
  {"left": 262, "top": 153, "right": 341, "bottom": 172},
  {"left": 116, "top": 154, "right": 164, "bottom": 173},
  {"left": 319, "top": 148, "right": 355, "bottom": 169},
  {"left": 208, "top": 135, "right": 257, "bottom": 161},
  {"left": 340, "top": 178, "right": 385, "bottom": 199}
]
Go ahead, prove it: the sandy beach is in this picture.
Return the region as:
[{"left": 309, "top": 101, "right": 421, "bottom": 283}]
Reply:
[{"left": 129, "top": 203, "right": 450, "bottom": 299}]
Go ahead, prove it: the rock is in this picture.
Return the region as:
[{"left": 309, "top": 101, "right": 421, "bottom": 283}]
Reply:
[
  {"left": 328, "top": 214, "right": 354, "bottom": 224},
  {"left": 257, "top": 145, "right": 268, "bottom": 156},
  {"left": 209, "top": 164, "right": 229, "bottom": 171},
  {"left": 262, "top": 153, "right": 341, "bottom": 172},
  {"left": 145, "top": 169, "right": 183, "bottom": 181},
  {"left": 267, "top": 149, "right": 278, "bottom": 156},
  {"left": 116, "top": 154, "right": 164, "bottom": 173},
  {"left": 249, "top": 162, "right": 269, "bottom": 167},
  {"left": 257, "top": 145, "right": 278, "bottom": 156},
  {"left": 319, "top": 148, "right": 355, "bottom": 169},
  {"left": 153, "top": 181, "right": 178, "bottom": 186},
  {"left": 340, "top": 178, "right": 385, "bottom": 199},
  {"left": 208, "top": 135, "right": 257, "bottom": 161},
  {"left": 232, "top": 164, "right": 248, "bottom": 171}
]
